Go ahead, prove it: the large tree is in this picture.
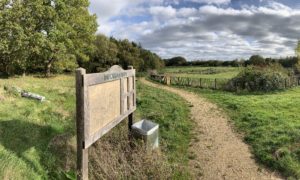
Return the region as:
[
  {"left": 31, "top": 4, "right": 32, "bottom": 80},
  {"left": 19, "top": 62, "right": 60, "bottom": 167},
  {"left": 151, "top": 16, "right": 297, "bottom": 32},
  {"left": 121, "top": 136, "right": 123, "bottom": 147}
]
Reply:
[
  {"left": 140, "top": 49, "right": 163, "bottom": 70},
  {"left": 295, "top": 40, "right": 300, "bottom": 74},
  {"left": 90, "top": 34, "right": 119, "bottom": 71},
  {"left": 0, "top": 0, "right": 30, "bottom": 75},
  {"left": 247, "top": 55, "right": 266, "bottom": 66},
  {"left": 0, "top": 0, "right": 97, "bottom": 76},
  {"left": 117, "top": 39, "right": 144, "bottom": 71},
  {"left": 296, "top": 40, "right": 300, "bottom": 58}
]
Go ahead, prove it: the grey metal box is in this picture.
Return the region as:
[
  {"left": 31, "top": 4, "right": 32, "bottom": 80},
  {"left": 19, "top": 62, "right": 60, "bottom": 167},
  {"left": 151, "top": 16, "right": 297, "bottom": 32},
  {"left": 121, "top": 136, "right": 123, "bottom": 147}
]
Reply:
[{"left": 132, "top": 119, "right": 159, "bottom": 150}]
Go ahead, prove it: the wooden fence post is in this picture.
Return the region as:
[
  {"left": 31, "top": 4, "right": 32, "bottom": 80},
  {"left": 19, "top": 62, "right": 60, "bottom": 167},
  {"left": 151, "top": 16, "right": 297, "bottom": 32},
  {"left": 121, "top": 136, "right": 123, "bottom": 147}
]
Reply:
[
  {"left": 214, "top": 78, "right": 217, "bottom": 89},
  {"left": 76, "top": 68, "right": 89, "bottom": 180},
  {"left": 199, "top": 78, "right": 202, "bottom": 88}
]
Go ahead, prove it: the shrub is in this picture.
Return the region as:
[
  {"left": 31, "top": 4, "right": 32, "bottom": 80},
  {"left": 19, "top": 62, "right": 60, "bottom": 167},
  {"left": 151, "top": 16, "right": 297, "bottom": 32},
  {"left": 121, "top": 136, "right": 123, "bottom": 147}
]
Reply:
[{"left": 227, "top": 65, "right": 289, "bottom": 92}]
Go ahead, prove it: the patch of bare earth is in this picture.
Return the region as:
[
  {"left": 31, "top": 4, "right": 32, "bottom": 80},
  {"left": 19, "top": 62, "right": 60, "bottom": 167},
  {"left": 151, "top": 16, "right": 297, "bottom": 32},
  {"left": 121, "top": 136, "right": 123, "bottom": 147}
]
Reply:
[{"left": 141, "top": 78, "right": 282, "bottom": 180}]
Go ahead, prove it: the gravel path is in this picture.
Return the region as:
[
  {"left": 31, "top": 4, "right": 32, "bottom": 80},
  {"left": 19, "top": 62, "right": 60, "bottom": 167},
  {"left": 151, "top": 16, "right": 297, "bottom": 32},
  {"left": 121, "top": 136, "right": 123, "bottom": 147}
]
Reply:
[{"left": 141, "top": 78, "right": 281, "bottom": 180}]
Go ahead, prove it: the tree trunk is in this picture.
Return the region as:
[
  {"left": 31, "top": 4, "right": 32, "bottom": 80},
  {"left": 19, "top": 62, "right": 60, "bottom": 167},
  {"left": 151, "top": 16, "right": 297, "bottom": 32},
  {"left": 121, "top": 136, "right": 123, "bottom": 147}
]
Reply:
[{"left": 45, "top": 58, "right": 54, "bottom": 77}]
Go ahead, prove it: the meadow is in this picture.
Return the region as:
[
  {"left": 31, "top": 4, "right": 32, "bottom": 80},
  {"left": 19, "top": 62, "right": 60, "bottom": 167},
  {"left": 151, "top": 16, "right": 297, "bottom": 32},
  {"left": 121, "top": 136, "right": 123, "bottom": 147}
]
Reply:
[
  {"left": 0, "top": 75, "right": 192, "bottom": 179},
  {"left": 161, "top": 66, "right": 242, "bottom": 79}
]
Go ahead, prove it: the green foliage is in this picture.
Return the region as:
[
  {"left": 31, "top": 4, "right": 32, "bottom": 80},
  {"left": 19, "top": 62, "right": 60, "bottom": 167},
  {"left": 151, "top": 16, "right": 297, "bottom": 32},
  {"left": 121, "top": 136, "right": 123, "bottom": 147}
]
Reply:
[
  {"left": 117, "top": 39, "right": 144, "bottom": 71},
  {"left": 295, "top": 41, "right": 300, "bottom": 73},
  {"left": 0, "top": 0, "right": 97, "bottom": 76},
  {"left": 89, "top": 36, "right": 164, "bottom": 72},
  {"left": 88, "top": 34, "right": 119, "bottom": 72},
  {"left": 296, "top": 40, "right": 300, "bottom": 58},
  {"left": 247, "top": 55, "right": 266, "bottom": 66},
  {"left": 184, "top": 86, "right": 300, "bottom": 179},
  {"left": 227, "top": 65, "right": 289, "bottom": 92},
  {"left": 164, "top": 56, "right": 187, "bottom": 66},
  {"left": 140, "top": 49, "right": 163, "bottom": 70}
]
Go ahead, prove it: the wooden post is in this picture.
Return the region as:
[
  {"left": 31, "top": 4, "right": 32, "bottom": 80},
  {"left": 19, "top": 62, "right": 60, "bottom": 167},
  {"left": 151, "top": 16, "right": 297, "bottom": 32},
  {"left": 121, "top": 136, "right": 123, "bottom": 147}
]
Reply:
[
  {"left": 127, "top": 66, "right": 134, "bottom": 132},
  {"left": 128, "top": 113, "right": 133, "bottom": 131},
  {"left": 199, "top": 78, "right": 202, "bottom": 88},
  {"left": 215, "top": 78, "right": 217, "bottom": 89},
  {"left": 76, "top": 68, "right": 89, "bottom": 180}
]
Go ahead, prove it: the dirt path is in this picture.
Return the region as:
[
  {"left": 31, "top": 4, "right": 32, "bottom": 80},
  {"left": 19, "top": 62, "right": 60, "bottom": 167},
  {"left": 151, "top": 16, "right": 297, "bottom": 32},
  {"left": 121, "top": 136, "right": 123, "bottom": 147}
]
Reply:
[{"left": 140, "top": 78, "right": 281, "bottom": 180}]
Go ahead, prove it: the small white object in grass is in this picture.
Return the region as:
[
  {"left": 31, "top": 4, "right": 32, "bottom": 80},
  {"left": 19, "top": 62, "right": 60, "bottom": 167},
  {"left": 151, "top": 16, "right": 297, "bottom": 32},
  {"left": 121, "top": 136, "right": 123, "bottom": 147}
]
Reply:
[{"left": 21, "top": 91, "right": 46, "bottom": 102}]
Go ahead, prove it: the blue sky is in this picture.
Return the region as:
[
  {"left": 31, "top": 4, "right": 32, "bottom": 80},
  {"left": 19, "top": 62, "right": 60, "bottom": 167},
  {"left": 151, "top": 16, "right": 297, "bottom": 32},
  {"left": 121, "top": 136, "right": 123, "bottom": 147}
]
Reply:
[{"left": 89, "top": 0, "right": 300, "bottom": 60}]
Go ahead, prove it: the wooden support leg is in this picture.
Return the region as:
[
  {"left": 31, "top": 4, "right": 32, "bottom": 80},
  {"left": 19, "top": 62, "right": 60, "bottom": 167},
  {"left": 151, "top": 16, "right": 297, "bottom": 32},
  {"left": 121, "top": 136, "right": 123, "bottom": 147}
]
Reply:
[
  {"left": 77, "top": 145, "right": 88, "bottom": 180},
  {"left": 128, "top": 113, "right": 133, "bottom": 131}
]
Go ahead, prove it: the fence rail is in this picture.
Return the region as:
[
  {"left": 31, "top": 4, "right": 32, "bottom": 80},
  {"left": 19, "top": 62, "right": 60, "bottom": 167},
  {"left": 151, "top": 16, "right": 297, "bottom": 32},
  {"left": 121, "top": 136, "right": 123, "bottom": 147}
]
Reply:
[{"left": 150, "top": 74, "right": 300, "bottom": 90}]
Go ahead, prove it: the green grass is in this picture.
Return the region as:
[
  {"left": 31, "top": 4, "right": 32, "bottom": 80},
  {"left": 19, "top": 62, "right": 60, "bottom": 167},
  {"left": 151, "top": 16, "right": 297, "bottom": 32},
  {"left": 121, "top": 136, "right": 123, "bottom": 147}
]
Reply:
[
  {"left": 181, "top": 86, "right": 300, "bottom": 179},
  {"left": 171, "top": 71, "right": 239, "bottom": 79},
  {"left": 0, "top": 75, "right": 192, "bottom": 179},
  {"left": 0, "top": 75, "right": 75, "bottom": 179},
  {"left": 162, "top": 66, "right": 242, "bottom": 79},
  {"left": 136, "top": 81, "right": 192, "bottom": 166}
]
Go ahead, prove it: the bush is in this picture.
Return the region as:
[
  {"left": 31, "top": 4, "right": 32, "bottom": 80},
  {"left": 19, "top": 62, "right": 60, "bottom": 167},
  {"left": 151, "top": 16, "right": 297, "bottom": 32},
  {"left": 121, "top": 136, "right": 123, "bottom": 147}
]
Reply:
[{"left": 227, "top": 65, "right": 289, "bottom": 92}]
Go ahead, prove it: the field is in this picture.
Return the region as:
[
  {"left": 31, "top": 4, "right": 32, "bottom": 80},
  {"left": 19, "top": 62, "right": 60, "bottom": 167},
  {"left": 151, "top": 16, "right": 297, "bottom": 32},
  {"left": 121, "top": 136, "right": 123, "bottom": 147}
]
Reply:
[
  {"left": 2, "top": 66, "right": 300, "bottom": 179},
  {"left": 178, "top": 82, "right": 300, "bottom": 178},
  {"left": 161, "top": 66, "right": 242, "bottom": 79},
  {"left": 0, "top": 75, "right": 192, "bottom": 179}
]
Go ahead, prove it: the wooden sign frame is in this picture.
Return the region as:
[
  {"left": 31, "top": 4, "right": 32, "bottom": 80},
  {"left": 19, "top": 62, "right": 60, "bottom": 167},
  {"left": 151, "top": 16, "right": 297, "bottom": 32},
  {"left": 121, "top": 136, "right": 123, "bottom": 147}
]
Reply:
[{"left": 76, "top": 65, "right": 136, "bottom": 180}]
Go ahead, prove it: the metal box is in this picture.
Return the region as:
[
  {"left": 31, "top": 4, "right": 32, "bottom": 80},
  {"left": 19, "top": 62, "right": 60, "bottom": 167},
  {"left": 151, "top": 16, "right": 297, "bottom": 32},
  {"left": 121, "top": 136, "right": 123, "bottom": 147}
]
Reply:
[{"left": 132, "top": 119, "right": 159, "bottom": 150}]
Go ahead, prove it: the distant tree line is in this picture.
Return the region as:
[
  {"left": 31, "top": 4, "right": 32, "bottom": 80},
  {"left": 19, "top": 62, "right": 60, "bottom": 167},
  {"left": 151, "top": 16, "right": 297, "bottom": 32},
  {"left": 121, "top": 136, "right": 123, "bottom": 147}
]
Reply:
[
  {"left": 0, "top": 0, "right": 163, "bottom": 76},
  {"left": 86, "top": 34, "right": 164, "bottom": 73},
  {"left": 164, "top": 56, "right": 245, "bottom": 67},
  {"left": 164, "top": 54, "right": 300, "bottom": 69}
]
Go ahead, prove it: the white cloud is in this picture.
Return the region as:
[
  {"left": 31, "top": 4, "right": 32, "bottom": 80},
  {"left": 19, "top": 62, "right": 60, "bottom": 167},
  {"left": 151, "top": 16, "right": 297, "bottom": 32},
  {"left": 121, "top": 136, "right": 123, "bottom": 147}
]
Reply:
[
  {"left": 150, "top": 5, "right": 177, "bottom": 19},
  {"left": 188, "top": 0, "right": 231, "bottom": 5},
  {"left": 89, "top": 0, "right": 300, "bottom": 60}
]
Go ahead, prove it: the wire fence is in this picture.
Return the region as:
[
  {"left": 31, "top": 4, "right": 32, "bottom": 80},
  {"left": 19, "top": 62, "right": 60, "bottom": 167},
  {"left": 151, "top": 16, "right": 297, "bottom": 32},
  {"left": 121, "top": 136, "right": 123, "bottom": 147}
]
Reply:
[{"left": 150, "top": 74, "right": 300, "bottom": 90}]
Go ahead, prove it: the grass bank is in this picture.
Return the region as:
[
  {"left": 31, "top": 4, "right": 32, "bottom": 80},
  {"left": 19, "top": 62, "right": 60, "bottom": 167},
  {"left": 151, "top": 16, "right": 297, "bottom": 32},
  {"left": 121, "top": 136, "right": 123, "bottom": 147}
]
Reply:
[
  {"left": 182, "top": 86, "right": 300, "bottom": 179},
  {"left": 0, "top": 75, "right": 192, "bottom": 179}
]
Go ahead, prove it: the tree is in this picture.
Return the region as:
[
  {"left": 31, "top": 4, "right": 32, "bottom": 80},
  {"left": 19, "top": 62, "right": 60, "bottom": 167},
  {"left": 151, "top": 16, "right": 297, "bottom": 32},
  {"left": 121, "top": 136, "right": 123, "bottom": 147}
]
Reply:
[
  {"left": 90, "top": 34, "right": 119, "bottom": 72},
  {"left": 247, "top": 55, "right": 266, "bottom": 66},
  {"left": 117, "top": 39, "right": 144, "bottom": 71},
  {"left": 140, "top": 49, "right": 163, "bottom": 70},
  {"left": 0, "top": 0, "right": 30, "bottom": 75},
  {"left": 296, "top": 40, "right": 300, "bottom": 58},
  {"left": 164, "top": 56, "right": 187, "bottom": 66},
  {"left": 0, "top": 0, "right": 97, "bottom": 76},
  {"left": 294, "top": 40, "right": 300, "bottom": 74}
]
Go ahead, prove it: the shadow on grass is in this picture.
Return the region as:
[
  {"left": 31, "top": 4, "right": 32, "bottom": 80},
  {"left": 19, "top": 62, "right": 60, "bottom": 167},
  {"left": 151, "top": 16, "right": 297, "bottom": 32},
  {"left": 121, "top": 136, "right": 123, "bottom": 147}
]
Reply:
[{"left": 0, "top": 119, "right": 58, "bottom": 176}]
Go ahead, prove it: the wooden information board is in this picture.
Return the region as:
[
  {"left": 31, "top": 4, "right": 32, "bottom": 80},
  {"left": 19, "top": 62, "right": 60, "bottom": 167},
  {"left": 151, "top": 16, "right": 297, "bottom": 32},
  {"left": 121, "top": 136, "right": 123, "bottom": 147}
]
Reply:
[{"left": 76, "top": 65, "right": 136, "bottom": 180}]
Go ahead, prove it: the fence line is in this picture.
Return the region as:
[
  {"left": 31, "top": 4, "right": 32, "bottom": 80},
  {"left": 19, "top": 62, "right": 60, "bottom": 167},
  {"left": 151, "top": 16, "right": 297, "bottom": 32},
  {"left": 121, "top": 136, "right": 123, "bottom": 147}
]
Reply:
[{"left": 150, "top": 74, "right": 300, "bottom": 90}]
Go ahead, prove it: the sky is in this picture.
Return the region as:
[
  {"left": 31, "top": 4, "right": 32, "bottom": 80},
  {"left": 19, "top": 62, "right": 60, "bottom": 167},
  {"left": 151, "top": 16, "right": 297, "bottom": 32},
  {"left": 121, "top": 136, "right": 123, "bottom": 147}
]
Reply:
[{"left": 89, "top": 0, "right": 300, "bottom": 61}]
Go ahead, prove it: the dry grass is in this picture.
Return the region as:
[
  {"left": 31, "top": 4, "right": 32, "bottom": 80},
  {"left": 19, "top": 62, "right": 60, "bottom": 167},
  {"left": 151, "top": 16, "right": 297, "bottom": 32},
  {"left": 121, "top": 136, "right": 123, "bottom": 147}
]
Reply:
[
  {"left": 89, "top": 122, "right": 173, "bottom": 180},
  {"left": 48, "top": 121, "right": 174, "bottom": 180}
]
